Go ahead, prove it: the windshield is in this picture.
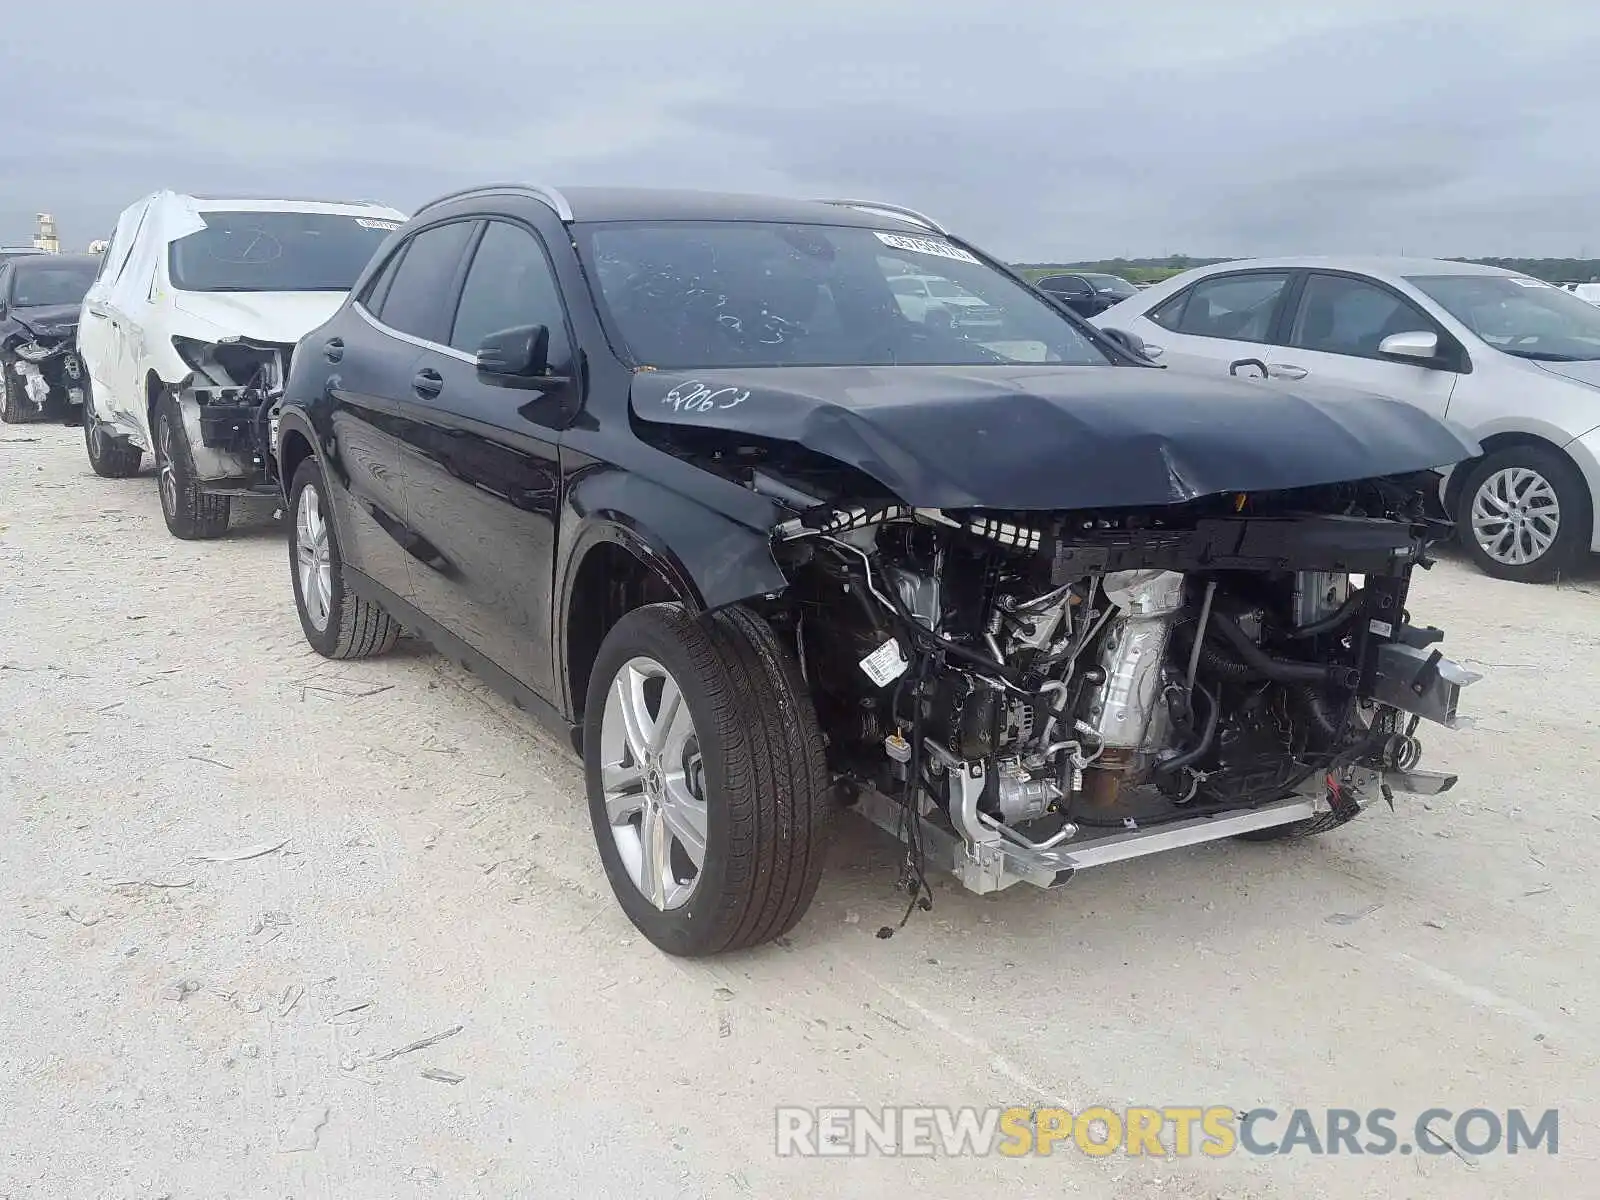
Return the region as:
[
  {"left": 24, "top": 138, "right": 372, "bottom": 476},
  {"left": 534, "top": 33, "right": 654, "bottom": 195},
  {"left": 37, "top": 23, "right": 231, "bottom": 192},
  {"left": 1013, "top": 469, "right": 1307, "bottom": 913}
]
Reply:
[
  {"left": 1081, "top": 273, "right": 1138, "bottom": 298},
  {"left": 578, "top": 221, "right": 1111, "bottom": 369},
  {"left": 168, "top": 210, "right": 397, "bottom": 293},
  {"left": 8, "top": 259, "right": 97, "bottom": 307},
  {"left": 1407, "top": 274, "right": 1600, "bottom": 362}
]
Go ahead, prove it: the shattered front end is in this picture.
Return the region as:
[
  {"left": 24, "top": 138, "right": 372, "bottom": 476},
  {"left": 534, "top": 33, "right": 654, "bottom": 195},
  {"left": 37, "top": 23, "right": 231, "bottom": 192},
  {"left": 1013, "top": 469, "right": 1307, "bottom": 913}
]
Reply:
[
  {"left": 170, "top": 335, "right": 292, "bottom": 493},
  {"left": 766, "top": 480, "right": 1481, "bottom": 897},
  {"left": 6, "top": 324, "right": 87, "bottom": 421}
]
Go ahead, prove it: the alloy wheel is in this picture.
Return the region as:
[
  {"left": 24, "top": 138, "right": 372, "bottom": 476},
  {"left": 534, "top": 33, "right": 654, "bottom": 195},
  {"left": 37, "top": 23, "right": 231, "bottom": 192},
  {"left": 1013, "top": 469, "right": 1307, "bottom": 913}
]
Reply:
[
  {"left": 598, "top": 656, "right": 708, "bottom": 911},
  {"left": 295, "top": 484, "right": 333, "bottom": 632},
  {"left": 157, "top": 415, "right": 179, "bottom": 515},
  {"left": 1470, "top": 466, "right": 1561, "bottom": 567}
]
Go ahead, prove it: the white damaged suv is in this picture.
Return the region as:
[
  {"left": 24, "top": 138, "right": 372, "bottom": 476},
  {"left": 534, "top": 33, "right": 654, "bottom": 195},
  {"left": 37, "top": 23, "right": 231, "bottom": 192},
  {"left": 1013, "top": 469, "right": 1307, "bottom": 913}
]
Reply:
[{"left": 77, "top": 192, "right": 404, "bottom": 538}]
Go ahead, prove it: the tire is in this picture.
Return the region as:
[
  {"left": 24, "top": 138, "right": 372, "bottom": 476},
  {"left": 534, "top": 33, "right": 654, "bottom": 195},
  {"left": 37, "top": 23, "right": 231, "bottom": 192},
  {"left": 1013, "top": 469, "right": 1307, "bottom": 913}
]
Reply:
[
  {"left": 153, "top": 390, "right": 230, "bottom": 539},
  {"left": 1455, "top": 444, "right": 1591, "bottom": 583},
  {"left": 287, "top": 457, "right": 400, "bottom": 659},
  {"left": 82, "top": 389, "right": 144, "bottom": 478},
  {"left": 583, "top": 602, "right": 832, "bottom": 956},
  {"left": 1, "top": 364, "right": 33, "bottom": 423}
]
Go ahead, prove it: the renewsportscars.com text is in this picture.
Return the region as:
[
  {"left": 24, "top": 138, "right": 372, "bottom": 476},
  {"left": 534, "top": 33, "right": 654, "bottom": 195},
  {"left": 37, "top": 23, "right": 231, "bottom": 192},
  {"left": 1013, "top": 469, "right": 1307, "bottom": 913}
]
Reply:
[{"left": 775, "top": 1105, "right": 1559, "bottom": 1158}]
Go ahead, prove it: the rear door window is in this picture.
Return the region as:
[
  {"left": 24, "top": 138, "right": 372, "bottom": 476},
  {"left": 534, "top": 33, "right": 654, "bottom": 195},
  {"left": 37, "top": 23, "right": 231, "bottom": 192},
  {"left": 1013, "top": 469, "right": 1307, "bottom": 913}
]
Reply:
[{"left": 1167, "top": 272, "right": 1292, "bottom": 343}]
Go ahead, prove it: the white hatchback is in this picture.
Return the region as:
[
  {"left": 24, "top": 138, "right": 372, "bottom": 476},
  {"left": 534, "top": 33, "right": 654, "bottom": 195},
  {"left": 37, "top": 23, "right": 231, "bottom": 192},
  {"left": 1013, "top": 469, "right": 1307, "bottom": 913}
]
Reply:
[
  {"left": 1093, "top": 257, "right": 1600, "bottom": 582},
  {"left": 76, "top": 191, "right": 404, "bottom": 539}
]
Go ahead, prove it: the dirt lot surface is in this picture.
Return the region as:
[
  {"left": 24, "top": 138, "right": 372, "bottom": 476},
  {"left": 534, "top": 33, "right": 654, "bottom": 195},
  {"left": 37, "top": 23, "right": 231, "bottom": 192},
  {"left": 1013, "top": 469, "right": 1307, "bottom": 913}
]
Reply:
[{"left": 2, "top": 425, "right": 1598, "bottom": 1198}]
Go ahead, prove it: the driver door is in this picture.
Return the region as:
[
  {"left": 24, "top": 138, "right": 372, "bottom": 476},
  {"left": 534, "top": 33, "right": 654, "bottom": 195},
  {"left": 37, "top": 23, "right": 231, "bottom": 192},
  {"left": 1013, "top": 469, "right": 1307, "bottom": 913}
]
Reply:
[{"left": 1263, "top": 271, "right": 1463, "bottom": 422}]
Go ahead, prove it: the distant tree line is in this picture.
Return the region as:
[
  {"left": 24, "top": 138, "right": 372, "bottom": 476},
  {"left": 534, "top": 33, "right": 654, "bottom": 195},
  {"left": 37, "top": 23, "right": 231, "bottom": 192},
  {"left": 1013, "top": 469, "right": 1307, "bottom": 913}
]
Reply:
[{"left": 1013, "top": 255, "right": 1600, "bottom": 285}]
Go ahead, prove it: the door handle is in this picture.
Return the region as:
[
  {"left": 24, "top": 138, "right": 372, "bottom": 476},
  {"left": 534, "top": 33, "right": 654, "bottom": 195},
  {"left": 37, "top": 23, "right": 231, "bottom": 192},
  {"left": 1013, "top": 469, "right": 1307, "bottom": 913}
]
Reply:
[
  {"left": 413, "top": 367, "right": 444, "bottom": 399},
  {"left": 324, "top": 337, "right": 344, "bottom": 363},
  {"left": 1267, "top": 363, "right": 1308, "bottom": 380}
]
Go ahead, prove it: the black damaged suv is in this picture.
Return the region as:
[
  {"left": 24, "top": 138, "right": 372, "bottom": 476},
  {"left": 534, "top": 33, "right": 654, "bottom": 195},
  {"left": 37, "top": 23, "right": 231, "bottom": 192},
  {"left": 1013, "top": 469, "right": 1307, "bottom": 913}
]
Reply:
[
  {"left": 276, "top": 185, "right": 1476, "bottom": 957},
  {"left": 0, "top": 252, "right": 98, "bottom": 424}
]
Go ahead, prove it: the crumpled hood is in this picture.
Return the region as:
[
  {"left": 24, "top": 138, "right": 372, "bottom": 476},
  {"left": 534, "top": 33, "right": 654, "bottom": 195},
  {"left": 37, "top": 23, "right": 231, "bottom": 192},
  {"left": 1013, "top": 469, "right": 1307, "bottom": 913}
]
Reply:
[
  {"left": 12, "top": 304, "right": 81, "bottom": 339},
  {"left": 169, "top": 290, "right": 346, "bottom": 344},
  {"left": 631, "top": 365, "right": 1482, "bottom": 511},
  {"left": 1532, "top": 358, "right": 1600, "bottom": 389}
]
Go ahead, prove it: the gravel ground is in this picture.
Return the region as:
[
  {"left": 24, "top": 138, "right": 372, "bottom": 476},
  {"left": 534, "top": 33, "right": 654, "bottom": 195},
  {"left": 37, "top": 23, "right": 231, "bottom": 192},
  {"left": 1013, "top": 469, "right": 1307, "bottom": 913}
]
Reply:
[{"left": 2, "top": 425, "right": 1598, "bottom": 1199}]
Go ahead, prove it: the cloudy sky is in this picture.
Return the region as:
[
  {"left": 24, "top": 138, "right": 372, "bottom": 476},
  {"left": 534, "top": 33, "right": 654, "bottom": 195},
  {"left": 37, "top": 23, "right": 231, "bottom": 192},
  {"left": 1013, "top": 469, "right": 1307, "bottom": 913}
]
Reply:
[{"left": 4, "top": 1, "right": 1597, "bottom": 261}]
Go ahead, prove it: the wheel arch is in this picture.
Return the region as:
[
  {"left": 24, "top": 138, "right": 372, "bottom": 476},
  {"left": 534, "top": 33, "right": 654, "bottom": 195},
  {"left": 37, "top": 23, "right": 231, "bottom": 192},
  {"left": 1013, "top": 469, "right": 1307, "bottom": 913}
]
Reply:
[
  {"left": 144, "top": 368, "right": 170, "bottom": 439},
  {"left": 1443, "top": 426, "right": 1592, "bottom": 527},
  {"left": 276, "top": 419, "right": 318, "bottom": 502},
  {"left": 556, "top": 484, "right": 790, "bottom": 724}
]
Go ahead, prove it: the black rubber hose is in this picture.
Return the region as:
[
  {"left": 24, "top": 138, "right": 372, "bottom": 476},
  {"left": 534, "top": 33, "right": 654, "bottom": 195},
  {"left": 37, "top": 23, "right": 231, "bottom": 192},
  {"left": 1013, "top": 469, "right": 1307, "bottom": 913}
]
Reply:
[
  {"left": 1171, "top": 621, "right": 1256, "bottom": 681},
  {"left": 1208, "top": 611, "right": 1350, "bottom": 687},
  {"left": 1154, "top": 683, "right": 1220, "bottom": 775},
  {"left": 1297, "top": 685, "right": 1344, "bottom": 744},
  {"left": 1198, "top": 639, "right": 1256, "bottom": 680},
  {"left": 1287, "top": 588, "right": 1366, "bottom": 639}
]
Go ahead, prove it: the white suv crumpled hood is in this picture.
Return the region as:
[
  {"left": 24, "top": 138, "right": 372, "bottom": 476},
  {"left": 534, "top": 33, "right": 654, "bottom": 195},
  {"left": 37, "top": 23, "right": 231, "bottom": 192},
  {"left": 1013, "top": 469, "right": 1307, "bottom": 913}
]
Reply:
[{"left": 170, "top": 291, "right": 346, "bottom": 344}]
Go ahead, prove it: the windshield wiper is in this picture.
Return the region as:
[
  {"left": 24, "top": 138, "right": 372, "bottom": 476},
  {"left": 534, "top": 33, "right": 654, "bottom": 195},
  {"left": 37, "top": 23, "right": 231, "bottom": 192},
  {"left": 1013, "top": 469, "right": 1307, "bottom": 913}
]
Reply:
[{"left": 1502, "top": 349, "right": 1584, "bottom": 362}]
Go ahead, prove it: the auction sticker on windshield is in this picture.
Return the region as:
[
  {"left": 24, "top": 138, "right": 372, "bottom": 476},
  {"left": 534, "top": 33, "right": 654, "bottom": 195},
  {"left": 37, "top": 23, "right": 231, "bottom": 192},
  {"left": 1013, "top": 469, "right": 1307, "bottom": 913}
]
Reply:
[{"left": 874, "top": 231, "right": 980, "bottom": 265}]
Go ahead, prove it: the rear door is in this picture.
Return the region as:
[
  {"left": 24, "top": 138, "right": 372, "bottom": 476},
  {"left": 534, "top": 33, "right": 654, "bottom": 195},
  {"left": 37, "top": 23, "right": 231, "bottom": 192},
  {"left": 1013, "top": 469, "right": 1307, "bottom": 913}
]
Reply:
[
  {"left": 1263, "top": 270, "right": 1464, "bottom": 420},
  {"left": 1136, "top": 269, "right": 1298, "bottom": 378},
  {"left": 322, "top": 218, "right": 479, "bottom": 598},
  {"left": 392, "top": 217, "right": 570, "bottom": 700}
]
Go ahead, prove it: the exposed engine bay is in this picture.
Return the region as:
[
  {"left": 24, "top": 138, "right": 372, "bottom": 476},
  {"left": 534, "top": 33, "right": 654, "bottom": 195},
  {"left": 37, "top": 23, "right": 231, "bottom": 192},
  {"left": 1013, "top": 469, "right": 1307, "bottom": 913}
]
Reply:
[
  {"left": 170, "top": 335, "right": 290, "bottom": 484},
  {"left": 757, "top": 469, "right": 1478, "bottom": 896}
]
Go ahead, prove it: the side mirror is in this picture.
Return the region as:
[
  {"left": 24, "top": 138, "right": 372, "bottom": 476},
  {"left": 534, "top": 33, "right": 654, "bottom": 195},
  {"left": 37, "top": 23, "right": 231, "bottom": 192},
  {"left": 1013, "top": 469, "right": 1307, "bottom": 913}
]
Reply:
[
  {"left": 474, "top": 324, "right": 568, "bottom": 389},
  {"left": 1101, "top": 326, "right": 1153, "bottom": 360},
  {"left": 1378, "top": 330, "right": 1440, "bottom": 362}
]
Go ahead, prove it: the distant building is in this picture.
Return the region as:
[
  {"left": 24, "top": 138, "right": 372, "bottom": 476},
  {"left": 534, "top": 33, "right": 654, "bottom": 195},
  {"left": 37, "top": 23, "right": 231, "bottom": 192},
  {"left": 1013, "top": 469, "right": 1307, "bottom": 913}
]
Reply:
[{"left": 33, "top": 212, "right": 59, "bottom": 254}]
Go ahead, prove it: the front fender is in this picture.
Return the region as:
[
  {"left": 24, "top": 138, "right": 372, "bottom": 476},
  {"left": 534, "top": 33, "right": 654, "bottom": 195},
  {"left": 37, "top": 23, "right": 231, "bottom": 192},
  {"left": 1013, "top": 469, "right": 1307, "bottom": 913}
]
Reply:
[{"left": 558, "top": 466, "right": 790, "bottom": 617}]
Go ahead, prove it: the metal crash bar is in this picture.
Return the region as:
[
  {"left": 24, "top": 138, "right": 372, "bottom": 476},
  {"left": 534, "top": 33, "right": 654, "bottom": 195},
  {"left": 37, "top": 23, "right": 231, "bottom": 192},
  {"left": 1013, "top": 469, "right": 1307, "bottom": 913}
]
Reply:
[{"left": 819, "top": 199, "right": 949, "bottom": 236}]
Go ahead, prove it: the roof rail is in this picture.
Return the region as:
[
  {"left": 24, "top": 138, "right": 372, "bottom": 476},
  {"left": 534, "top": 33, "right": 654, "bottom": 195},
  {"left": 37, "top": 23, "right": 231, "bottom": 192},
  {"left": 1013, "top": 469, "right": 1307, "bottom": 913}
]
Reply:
[
  {"left": 416, "top": 182, "right": 574, "bottom": 223},
  {"left": 819, "top": 199, "right": 948, "bottom": 236}
]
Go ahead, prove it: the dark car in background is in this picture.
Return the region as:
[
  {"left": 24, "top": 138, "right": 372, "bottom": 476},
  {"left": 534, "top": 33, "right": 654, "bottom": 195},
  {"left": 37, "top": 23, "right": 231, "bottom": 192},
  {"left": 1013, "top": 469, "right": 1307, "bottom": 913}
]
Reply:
[
  {"left": 1034, "top": 270, "right": 1140, "bottom": 317},
  {"left": 0, "top": 252, "right": 98, "bottom": 423}
]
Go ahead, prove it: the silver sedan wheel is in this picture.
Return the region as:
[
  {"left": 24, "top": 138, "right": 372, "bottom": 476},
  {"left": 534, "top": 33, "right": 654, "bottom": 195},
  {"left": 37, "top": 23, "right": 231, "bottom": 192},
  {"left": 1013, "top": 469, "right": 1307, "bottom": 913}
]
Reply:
[
  {"left": 157, "top": 416, "right": 179, "bottom": 515},
  {"left": 295, "top": 484, "right": 333, "bottom": 632},
  {"left": 599, "top": 656, "right": 708, "bottom": 911},
  {"left": 1470, "top": 466, "right": 1561, "bottom": 566}
]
